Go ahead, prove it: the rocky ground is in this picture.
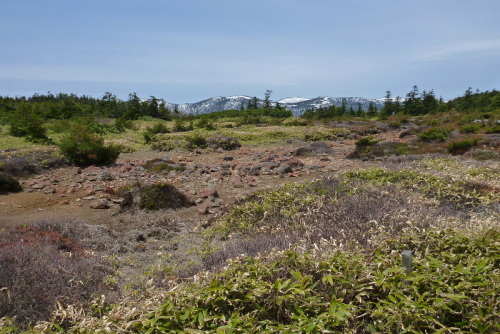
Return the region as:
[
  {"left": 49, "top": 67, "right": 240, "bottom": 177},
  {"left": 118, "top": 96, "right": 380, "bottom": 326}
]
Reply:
[{"left": 0, "top": 129, "right": 418, "bottom": 284}]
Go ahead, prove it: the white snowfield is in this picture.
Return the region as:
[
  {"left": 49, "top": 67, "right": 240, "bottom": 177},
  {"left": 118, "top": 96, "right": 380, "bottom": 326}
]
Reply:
[{"left": 278, "top": 97, "right": 311, "bottom": 104}]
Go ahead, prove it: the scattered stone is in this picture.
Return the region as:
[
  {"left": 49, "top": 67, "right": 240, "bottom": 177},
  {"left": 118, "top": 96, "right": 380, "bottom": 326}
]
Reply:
[
  {"left": 58, "top": 200, "right": 70, "bottom": 205},
  {"left": 277, "top": 164, "right": 293, "bottom": 174},
  {"left": 43, "top": 187, "right": 57, "bottom": 194},
  {"left": 100, "top": 171, "right": 114, "bottom": 181},
  {"left": 223, "top": 156, "right": 234, "bottom": 161},
  {"left": 196, "top": 202, "right": 210, "bottom": 215},
  {"left": 71, "top": 167, "right": 82, "bottom": 175},
  {"left": 249, "top": 166, "right": 261, "bottom": 176},
  {"left": 229, "top": 175, "right": 244, "bottom": 188},
  {"left": 90, "top": 199, "right": 109, "bottom": 209}
]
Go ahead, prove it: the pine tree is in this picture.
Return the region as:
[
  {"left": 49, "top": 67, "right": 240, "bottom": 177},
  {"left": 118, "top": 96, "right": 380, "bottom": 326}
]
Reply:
[
  {"left": 367, "top": 101, "right": 378, "bottom": 117},
  {"left": 379, "top": 91, "right": 395, "bottom": 119},
  {"left": 264, "top": 90, "right": 272, "bottom": 109},
  {"left": 403, "top": 85, "right": 424, "bottom": 115}
]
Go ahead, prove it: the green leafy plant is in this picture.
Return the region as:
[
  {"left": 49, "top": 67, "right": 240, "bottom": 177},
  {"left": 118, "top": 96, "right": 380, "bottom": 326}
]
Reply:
[
  {"left": 58, "top": 123, "right": 121, "bottom": 166},
  {"left": 459, "top": 123, "right": 482, "bottom": 133},
  {"left": 418, "top": 126, "right": 452, "bottom": 142},
  {"left": 138, "top": 183, "right": 193, "bottom": 210},
  {"left": 143, "top": 122, "right": 170, "bottom": 143},
  {"left": 447, "top": 137, "right": 481, "bottom": 155}
]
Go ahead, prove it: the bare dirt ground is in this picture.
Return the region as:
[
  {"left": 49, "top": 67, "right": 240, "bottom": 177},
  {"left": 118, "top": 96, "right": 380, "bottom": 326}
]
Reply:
[{"left": 0, "top": 136, "right": 382, "bottom": 229}]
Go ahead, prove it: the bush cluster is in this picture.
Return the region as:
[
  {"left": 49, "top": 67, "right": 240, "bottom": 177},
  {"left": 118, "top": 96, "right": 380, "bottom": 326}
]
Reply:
[
  {"left": 58, "top": 123, "right": 121, "bottom": 166},
  {"left": 418, "top": 126, "right": 452, "bottom": 142},
  {"left": 137, "top": 183, "right": 193, "bottom": 210},
  {"left": 0, "top": 172, "right": 22, "bottom": 194},
  {"left": 447, "top": 137, "right": 481, "bottom": 155},
  {"left": 143, "top": 122, "right": 170, "bottom": 144},
  {"left": 137, "top": 229, "right": 499, "bottom": 333},
  {"left": 0, "top": 226, "right": 115, "bottom": 328}
]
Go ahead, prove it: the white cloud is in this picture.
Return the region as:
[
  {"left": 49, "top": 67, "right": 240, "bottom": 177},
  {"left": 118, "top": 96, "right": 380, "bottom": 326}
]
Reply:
[{"left": 413, "top": 40, "right": 500, "bottom": 61}]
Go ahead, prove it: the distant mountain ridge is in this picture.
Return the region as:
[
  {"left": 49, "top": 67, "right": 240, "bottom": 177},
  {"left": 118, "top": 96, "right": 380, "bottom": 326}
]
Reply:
[{"left": 164, "top": 96, "right": 386, "bottom": 117}]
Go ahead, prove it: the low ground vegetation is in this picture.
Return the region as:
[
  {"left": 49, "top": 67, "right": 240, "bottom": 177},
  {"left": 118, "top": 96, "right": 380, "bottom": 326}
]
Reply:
[{"left": 0, "top": 90, "right": 498, "bottom": 332}]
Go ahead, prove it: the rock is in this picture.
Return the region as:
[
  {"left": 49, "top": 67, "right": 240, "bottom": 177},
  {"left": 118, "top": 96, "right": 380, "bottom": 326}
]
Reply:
[
  {"left": 85, "top": 187, "right": 96, "bottom": 196},
  {"left": 90, "top": 199, "right": 109, "bottom": 209},
  {"left": 229, "top": 175, "right": 244, "bottom": 188},
  {"left": 286, "top": 159, "right": 304, "bottom": 168},
  {"left": 223, "top": 156, "right": 234, "bottom": 161},
  {"left": 277, "top": 164, "right": 293, "bottom": 174},
  {"left": 196, "top": 202, "right": 210, "bottom": 215},
  {"left": 247, "top": 177, "right": 257, "bottom": 187},
  {"left": 43, "top": 187, "right": 57, "bottom": 194},
  {"left": 58, "top": 200, "right": 70, "bottom": 205},
  {"left": 71, "top": 167, "right": 82, "bottom": 175},
  {"left": 200, "top": 188, "right": 219, "bottom": 198},
  {"left": 99, "top": 171, "right": 114, "bottom": 181},
  {"left": 249, "top": 166, "right": 261, "bottom": 176}
]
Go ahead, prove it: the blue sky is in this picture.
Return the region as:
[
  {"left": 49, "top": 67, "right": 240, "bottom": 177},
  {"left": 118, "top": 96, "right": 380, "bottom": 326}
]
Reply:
[{"left": 1, "top": 0, "right": 499, "bottom": 103}]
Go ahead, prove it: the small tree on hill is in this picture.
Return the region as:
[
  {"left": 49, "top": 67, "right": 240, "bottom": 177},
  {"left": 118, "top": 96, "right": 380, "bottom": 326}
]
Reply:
[{"left": 58, "top": 122, "right": 121, "bottom": 167}]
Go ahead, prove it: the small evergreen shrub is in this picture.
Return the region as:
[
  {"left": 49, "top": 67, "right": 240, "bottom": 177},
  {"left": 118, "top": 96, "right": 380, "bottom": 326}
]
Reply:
[
  {"left": 172, "top": 119, "right": 193, "bottom": 132},
  {"left": 0, "top": 172, "right": 22, "bottom": 194},
  {"left": 418, "top": 127, "right": 452, "bottom": 142},
  {"left": 195, "top": 118, "right": 216, "bottom": 130},
  {"left": 459, "top": 123, "right": 482, "bottom": 133},
  {"left": 58, "top": 123, "right": 121, "bottom": 167},
  {"left": 9, "top": 106, "right": 50, "bottom": 143},
  {"left": 485, "top": 124, "right": 500, "bottom": 133},
  {"left": 447, "top": 137, "right": 481, "bottom": 155},
  {"left": 206, "top": 136, "right": 242, "bottom": 150},
  {"left": 138, "top": 183, "right": 193, "bottom": 210},
  {"left": 143, "top": 122, "right": 170, "bottom": 143},
  {"left": 355, "top": 136, "right": 379, "bottom": 147},
  {"left": 185, "top": 133, "right": 208, "bottom": 150}
]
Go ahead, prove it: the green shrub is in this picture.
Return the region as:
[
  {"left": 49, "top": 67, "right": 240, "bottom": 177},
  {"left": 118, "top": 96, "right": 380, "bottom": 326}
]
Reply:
[
  {"left": 418, "top": 127, "right": 452, "bottom": 142},
  {"left": 136, "top": 229, "right": 499, "bottom": 334},
  {"left": 0, "top": 172, "right": 22, "bottom": 194},
  {"left": 485, "top": 124, "right": 500, "bottom": 133},
  {"left": 185, "top": 133, "right": 208, "bottom": 150},
  {"left": 447, "top": 137, "right": 481, "bottom": 155},
  {"left": 355, "top": 136, "right": 379, "bottom": 147},
  {"left": 195, "top": 118, "right": 216, "bottom": 130},
  {"left": 206, "top": 135, "right": 241, "bottom": 150},
  {"left": 283, "top": 118, "right": 309, "bottom": 126},
  {"left": 139, "top": 183, "right": 193, "bottom": 210},
  {"left": 143, "top": 122, "right": 170, "bottom": 143},
  {"left": 459, "top": 123, "right": 482, "bottom": 133},
  {"left": 172, "top": 119, "right": 193, "bottom": 132},
  {"left": 303, "top": 128, "right": 349, "bottom": 142},
  {"left": 9, "top": 103, "right": 50, "bottom": 143},
  {"left": 58, "top": 123, "right": 121, "bottom": 167}
]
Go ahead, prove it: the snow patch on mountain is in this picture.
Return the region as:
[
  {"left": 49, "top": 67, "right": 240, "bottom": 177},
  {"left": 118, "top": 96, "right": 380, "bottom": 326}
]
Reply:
[{"left": 164, "top": 95, "right": 386, "bottom": 116}]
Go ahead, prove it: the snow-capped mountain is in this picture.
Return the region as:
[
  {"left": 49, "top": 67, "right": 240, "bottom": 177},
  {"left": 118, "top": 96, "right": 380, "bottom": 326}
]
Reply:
[{"left": 164, "top": 96, "right": 386, "bottom": 117}]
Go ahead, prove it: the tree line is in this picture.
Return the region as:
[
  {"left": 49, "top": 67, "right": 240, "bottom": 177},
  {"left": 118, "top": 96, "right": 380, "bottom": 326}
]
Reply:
[{"left": 301, "top": 86, "right": 499, "bottom": 120}]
